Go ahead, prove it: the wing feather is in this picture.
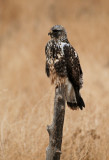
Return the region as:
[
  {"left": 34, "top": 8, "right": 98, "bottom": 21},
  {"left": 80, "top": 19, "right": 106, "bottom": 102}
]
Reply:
[
  {"left": 45, "top": 43, "right": 50, "bottom": 77},
  {"left": 64, "top": 45, "right": 83, "bottom": 90}
]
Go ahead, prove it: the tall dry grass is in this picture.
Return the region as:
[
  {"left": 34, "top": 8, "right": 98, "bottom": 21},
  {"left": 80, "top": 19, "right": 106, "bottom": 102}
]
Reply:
[{"left": 0, "top": 0, "right": 109, "bottom": 159}]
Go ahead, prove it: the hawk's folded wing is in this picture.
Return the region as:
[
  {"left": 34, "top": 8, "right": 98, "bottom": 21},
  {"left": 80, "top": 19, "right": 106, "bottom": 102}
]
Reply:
[
  {"left": 64, "top": 45, "right": 83, "bottom": 90},
  {"left": 45, "top": 43, "right": 50, "bottom": 77}
]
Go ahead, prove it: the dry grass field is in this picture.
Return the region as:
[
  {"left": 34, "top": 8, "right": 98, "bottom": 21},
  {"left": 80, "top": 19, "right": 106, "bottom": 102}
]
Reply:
[{"left": 0, "top": 0, "right": 109, "bottom": 159}]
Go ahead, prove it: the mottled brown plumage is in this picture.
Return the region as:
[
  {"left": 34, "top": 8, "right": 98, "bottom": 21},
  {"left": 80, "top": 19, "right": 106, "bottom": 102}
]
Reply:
[{"left": 45, "top": 25, "right": 85, "bottom": 110}]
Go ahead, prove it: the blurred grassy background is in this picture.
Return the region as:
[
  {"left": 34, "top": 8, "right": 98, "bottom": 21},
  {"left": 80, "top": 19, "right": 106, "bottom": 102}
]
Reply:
[{"left": 0, "top": 0, "right": 109, "bottom": 159}]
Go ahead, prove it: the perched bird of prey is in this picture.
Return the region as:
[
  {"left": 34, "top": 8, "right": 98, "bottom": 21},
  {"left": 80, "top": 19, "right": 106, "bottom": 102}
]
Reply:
[{"left": 45, "top": 25, "right": 85, "bottom": 110}]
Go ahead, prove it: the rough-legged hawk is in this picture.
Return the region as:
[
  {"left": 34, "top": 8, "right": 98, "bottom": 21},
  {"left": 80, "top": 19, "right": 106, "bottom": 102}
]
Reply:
[{"left": 45, "top": 25, "right": 85, "bottom": 110}]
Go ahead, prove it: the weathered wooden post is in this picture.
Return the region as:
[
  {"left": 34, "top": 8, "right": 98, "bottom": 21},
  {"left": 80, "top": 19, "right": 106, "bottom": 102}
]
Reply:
[{"left": 46, "top": 84, "right": 66, "bottom": 160}]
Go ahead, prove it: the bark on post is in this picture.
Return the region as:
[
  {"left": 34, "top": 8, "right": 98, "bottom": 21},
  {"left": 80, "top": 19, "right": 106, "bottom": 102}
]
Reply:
[{"left": 46, "top": 84, "right": 66, "bottom": 160}]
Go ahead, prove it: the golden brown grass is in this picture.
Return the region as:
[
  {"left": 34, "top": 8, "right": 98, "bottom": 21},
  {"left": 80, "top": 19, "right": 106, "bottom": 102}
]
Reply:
[{"left": 0, "top": 0, "right": 109, "bottom": 159}]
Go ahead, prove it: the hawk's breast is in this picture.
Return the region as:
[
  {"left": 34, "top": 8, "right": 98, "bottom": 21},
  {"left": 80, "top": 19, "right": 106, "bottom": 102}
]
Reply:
[{"left": 47, "top": 41, "right": 69, "bottom": 85}]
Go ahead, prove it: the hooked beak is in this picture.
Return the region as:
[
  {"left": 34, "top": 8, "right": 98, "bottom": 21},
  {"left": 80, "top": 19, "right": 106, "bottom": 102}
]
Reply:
[{"left": 48, "top": 32, "right": 52, "bottom": 36}]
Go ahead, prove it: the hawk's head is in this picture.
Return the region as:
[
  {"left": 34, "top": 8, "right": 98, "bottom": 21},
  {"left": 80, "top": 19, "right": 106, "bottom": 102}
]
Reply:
[{"left": 48, "top": 25, "right": 67, "bottom": 40}]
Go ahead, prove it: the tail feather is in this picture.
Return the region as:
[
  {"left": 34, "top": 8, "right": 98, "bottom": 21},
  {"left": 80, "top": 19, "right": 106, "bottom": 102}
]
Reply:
[
  {"left": 67, "top": 102, "right": 79, "bottom": 110},
  {"left": 67, "top": 89, "right": 85, "bottom": 110},
  {"left": 77, "top": 95, "right": 85, "bottom": 110},
  {"left": 75, "top": 89, "right": 85, "bottom": 110},
  {"left": 65, "top": 79, "right": 85, "bottom": 110}
]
